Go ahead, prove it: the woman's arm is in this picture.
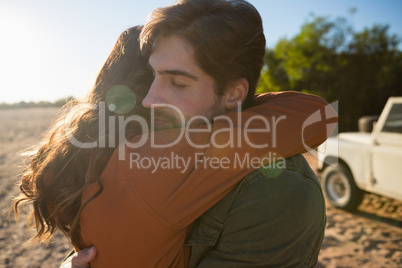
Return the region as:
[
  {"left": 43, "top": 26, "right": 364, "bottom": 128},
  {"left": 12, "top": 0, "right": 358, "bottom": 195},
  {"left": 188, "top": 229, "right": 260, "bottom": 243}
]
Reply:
[{"left": 111, "top": 91, "right": 337, "bottom": 227}]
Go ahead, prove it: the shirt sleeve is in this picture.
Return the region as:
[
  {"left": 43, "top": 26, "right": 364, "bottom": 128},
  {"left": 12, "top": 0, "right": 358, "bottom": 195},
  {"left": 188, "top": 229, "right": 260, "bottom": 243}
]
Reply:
[{"left": 105, "top": 91, "right": 336, "bottom": 227}]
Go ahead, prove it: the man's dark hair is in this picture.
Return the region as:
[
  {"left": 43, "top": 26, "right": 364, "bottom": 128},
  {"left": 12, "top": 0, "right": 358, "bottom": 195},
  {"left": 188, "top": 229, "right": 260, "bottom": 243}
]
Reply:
[{"left": 140, "top": 0, "right": 266, "bottom": 109}]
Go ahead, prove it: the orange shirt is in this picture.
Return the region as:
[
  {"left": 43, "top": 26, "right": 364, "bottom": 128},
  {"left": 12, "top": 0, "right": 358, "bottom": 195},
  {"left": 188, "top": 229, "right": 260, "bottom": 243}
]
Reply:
[{"left": 80, "top": 92, "right": 337, "bottom": 267}]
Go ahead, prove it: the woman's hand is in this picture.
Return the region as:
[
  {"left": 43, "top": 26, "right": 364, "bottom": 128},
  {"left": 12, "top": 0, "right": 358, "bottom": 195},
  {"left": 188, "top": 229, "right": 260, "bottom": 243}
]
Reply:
[{"left": 60, "top": 246, "right": 97, "bottom": 268}]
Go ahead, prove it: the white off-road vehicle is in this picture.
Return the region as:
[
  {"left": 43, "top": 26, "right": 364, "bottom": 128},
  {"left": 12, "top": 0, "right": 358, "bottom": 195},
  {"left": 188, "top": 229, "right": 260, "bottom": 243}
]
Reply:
[{"left": 317, "top": 97, "right": 402, "bottom": 210}]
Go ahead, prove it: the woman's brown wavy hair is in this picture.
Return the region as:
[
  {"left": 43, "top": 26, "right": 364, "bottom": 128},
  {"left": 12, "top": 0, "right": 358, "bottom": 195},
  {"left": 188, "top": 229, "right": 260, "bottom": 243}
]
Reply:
[{"left": 13, "top": 26, "right": 153, "bottom": 250}]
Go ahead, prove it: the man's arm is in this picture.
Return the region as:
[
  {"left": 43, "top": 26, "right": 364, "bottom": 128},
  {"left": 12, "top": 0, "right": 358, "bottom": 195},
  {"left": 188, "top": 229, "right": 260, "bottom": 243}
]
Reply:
[{"left": 60, "top": 247, "right": 97, "bottom": 268}]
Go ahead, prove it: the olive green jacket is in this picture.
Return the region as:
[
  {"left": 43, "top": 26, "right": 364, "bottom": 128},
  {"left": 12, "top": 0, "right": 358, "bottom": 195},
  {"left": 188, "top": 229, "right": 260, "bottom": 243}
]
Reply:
[{"left": 185, "top": 155, "right": 326, "bottom": 268}]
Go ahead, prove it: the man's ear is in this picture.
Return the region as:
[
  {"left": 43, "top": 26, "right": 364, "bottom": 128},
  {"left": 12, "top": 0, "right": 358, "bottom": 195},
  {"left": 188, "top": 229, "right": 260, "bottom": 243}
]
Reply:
[{"left": 223, "top": 78, "right": 249, "bottom": 110}]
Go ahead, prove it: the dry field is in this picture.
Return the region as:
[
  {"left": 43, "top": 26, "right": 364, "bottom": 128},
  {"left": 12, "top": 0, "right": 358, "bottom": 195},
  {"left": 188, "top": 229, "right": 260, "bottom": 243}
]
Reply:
[
  {"left": 0, "top": 108, "right": 71, "bottom": 268},
  {"left": 0, "top": 108, "right": 401, "bottom": 268}
]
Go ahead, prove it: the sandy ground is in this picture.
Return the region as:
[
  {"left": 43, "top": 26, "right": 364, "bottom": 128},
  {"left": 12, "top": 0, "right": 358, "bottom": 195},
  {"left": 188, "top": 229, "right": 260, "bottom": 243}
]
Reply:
[
  {"left": 0, "top": 108, "right": 401, "bottom": 268},
  {"left": 304, "top": 153, "right": 402, "bottom": 268}
]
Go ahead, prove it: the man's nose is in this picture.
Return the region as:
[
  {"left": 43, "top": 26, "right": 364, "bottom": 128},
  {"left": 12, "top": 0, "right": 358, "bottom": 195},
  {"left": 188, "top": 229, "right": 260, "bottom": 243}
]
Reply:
[{"left": 142, "top": 79, "right": 165, "bottom": 108}]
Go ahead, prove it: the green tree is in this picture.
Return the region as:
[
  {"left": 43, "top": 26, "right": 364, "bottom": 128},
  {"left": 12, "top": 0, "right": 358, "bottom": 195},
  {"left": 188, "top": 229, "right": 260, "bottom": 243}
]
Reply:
[{"left": 259, "top": 15, "right": 402, "bottom": 131}]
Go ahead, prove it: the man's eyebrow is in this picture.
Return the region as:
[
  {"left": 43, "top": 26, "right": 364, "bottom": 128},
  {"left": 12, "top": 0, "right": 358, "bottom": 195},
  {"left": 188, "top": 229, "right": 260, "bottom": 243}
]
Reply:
[
  {"left": 148, "top": 62, "right": 198, "bottom": 81},
  {"left": 159, "top": 69, "right": 199, "bottom": 81},
  {"left": 147, "top": 61, "right": 199, "bottom": 80}
]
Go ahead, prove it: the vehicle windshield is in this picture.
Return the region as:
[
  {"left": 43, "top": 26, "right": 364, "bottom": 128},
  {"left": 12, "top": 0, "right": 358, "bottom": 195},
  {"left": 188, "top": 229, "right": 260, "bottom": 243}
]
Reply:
[{"left": 382, "top": 103, "right": 402, "bottom": 134}]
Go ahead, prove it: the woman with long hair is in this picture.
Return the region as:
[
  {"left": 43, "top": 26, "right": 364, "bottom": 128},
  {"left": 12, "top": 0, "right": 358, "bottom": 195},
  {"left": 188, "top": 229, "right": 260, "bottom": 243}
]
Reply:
[
  {"left": 15, "top": 25, "right": 334, "bottom": 267},
  {"left": 14, "top": 25, "right": 153, "bottom": 248}
]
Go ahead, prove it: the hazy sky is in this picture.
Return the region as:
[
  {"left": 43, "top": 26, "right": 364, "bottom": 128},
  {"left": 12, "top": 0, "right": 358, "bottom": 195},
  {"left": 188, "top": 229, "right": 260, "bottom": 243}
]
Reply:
[{"left": 1, "top": 0, "right": 401, "bottom": 103}]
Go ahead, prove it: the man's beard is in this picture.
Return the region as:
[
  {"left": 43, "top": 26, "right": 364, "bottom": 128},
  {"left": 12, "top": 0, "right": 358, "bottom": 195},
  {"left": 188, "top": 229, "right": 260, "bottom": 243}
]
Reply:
[{"left": 151, "top": 95, "right": 225, "bottom": 131}]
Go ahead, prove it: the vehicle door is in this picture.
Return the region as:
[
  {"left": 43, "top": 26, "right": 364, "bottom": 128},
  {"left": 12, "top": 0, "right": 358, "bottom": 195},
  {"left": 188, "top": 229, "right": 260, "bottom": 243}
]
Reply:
[{"left": 371, "top": 98, "right": 402, "bottom": 200}]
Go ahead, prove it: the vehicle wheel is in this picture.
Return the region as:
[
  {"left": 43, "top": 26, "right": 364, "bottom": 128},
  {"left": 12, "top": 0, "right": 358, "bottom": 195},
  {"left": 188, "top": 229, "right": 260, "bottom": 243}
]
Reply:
[{"left": 322, "top": 164, "right": 364, "bottom": 211}]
